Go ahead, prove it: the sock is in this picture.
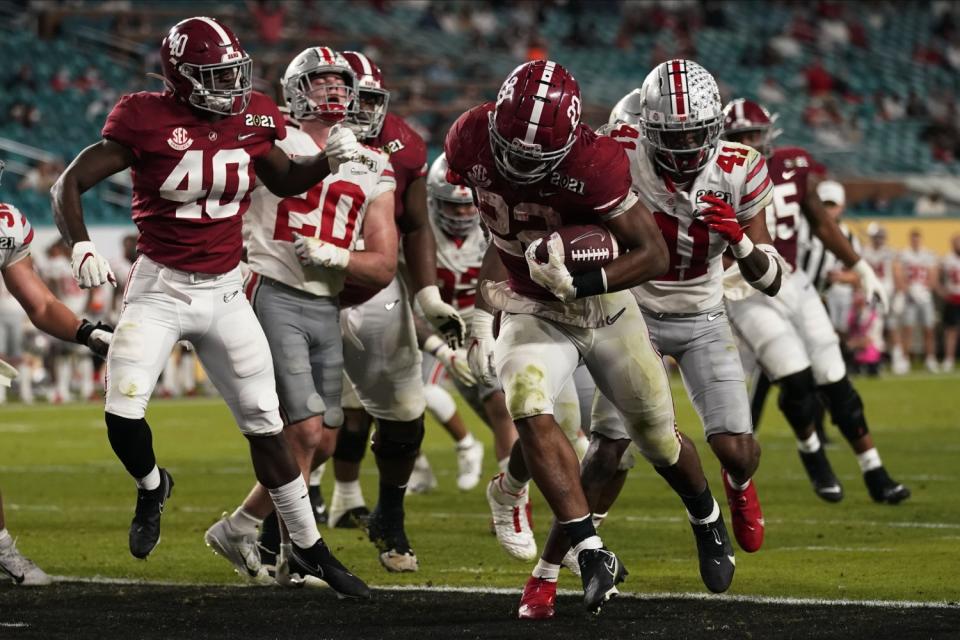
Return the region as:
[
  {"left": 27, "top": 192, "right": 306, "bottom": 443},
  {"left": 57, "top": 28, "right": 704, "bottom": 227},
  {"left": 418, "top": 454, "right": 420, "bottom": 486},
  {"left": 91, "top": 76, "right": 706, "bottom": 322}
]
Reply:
[
  {"left": 725, "top": 471, "right": 751, "bottom": 492},
  {"left": 227, "top": 506, "right": 262, "bottom": 535},
  {"left": 856, "top": 448, "right": 883, "bottom": 473},
  {"left": 681, "top": 486, "right": 717, "bottom": 523},
  {"left": 797, "top": 432, "right": 821, "bottom": 454},
  {"left": 501, "top": 469, "right": 527, "bottom": 495},
  {"left": 0, "top": 528, "right": 10, "bottom": 546},
  {"left": 268, "top": 476, "right": 320, "bottom": 549},
  {"left": 561, "top": 514, "right": 602, "bottom": 555},
  {"left": 259, "top": 511, "right": 280, "bottom": 552},
  {"left": 309, "top": 463, "right": 325, "bottom": 487},
  {"left": 136, "top": 465, "right": 160, "bottom": 491},
  {"left": 378, "top": 481, "right": 406, "bottom": 514},
  {"left": 531, "top": 558, "right": 560, "bottom": 582},
  {"left": 456, "top": 433, "right": 476, "bottom": 450},
  {"left": 592, "top": 512, "right": 608, "bottom": 529},
  {"left": 498, "top": 457, "right": 509, "bottom": 473},
  {"left": 334, "top": 479, "right": 363, "bottom": 506}
]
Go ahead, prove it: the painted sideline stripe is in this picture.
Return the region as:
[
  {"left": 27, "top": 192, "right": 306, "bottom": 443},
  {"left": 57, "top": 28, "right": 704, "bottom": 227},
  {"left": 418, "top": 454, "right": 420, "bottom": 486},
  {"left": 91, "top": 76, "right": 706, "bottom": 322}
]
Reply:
[{"left": 50, "top": 576, "right": 958, "bottom": 609}]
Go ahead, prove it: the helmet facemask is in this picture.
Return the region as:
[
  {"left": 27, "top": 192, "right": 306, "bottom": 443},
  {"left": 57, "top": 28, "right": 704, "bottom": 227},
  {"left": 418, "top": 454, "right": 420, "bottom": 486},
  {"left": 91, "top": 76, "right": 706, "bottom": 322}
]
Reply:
[
  {"left": 434, "top": 196, "right": 478, "bottom": 237},
  {"left": 349, "top": 85, "right": 389, "bottom": 139},
  {"left": 287, "top": 69, "right": 357, "bottom": 123},
  {"left": 179, "top": 54, "right": 253, "bottom": 116},
  {"left": 487, "top": 111, "right": 574, "bottom": 185},
  {"left": 644, "top": 115, "right": 721, "bottom": 176}
]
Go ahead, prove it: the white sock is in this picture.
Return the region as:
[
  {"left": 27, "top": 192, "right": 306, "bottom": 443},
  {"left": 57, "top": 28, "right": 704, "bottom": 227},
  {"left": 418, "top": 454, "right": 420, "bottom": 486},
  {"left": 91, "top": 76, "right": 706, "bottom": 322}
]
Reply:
[
  {"left": 0, "top": 528, "right": 10, "bottom": 545},
  {"left": 592, "top": 512, "right": 608, "bottom": 529},
  {"left": 797, "top": 432, "right": 821, "bottom": 454},
  {"left": 572, "top": 535, "right": 603, "bottom": 556},
  {"left": 725, "top": 471, "right": 751, "bottom": 491},
  {"left": 501, "top": 469, "right": 527, "bottom": 495},
  {"left": 531, "top": 559, "right": 560, "bottom": 582},
  {"left": 688, "top": 499, "right": 721, "bottom": 526},
  {"left": 136, "top": 466, "right": 160, "bottom": 491},
  {"left": 456, "top": 433, "right": 476, "bottom": 450},
  {"left": 333, "top": 479, "right": 364, "bottom": 508},
  {"left": 309, "top": 463, "right": 325, "bottom": 488},
  {"left": 269, "top": 476, "right": 320, "bottom": 549},
  {"left": 498, "top": 457, "right": 509, "bottom": 473},
  {"left": 856, "top": 448, "right": 883, "bottom": 473},
  {"left": 227, "top": 506, "right": 262, "bottom": 535}
]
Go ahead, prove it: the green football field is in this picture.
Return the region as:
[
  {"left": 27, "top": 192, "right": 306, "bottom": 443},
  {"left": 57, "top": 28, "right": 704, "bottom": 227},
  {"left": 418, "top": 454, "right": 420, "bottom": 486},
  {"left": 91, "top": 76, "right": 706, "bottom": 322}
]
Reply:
[{"left": 2, "top": 371, "right": 959, "bottom": 604}]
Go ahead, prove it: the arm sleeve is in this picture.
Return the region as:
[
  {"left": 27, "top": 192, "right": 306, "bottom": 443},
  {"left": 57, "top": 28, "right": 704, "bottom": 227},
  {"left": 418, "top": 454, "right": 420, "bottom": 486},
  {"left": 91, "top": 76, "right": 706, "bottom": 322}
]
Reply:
[{"left": 737, "top": 152, "right": 773, "bottom": 220}]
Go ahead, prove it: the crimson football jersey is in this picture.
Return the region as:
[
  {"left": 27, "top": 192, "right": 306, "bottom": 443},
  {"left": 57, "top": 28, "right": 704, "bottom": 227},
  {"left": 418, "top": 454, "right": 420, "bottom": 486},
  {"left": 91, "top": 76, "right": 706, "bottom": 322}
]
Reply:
[
  {"left": 445, "top": 103, "right": 633, "bottom": 302},
  {"left": 102, "top": 90, "right": 285, "bottom": 274},
  {"left": 765, "top": 146, "right": 826, "bottom": 269}
]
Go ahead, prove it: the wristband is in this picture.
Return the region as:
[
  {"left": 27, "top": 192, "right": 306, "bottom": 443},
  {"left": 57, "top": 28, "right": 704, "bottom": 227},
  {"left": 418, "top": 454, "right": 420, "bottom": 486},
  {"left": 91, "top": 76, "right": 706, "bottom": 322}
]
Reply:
[
  {"left": 572, "top": 268, "right": 608, "bottom": 299},
  {"left": 730, "top": 235, "right": 755, "bottom": 259},
  {"left": 423, "top": 334, "right": 446, "bottom": 356},
  {"left": 76, "top": 319, "right": 95, "bottom": 345}
]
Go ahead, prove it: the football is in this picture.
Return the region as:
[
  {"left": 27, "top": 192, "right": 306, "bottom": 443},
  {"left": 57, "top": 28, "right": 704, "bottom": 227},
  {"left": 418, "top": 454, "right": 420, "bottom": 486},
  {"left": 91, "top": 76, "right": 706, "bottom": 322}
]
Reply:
[{"left": 534, "top": 224, "right": 619, "bottom": 273}]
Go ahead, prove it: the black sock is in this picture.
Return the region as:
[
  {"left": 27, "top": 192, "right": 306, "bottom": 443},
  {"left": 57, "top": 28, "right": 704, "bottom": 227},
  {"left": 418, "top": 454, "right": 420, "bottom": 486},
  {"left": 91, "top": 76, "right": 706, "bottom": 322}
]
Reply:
[
  {"left": 561, "top": 515, "right": 597, "bottom": 549},
  {"left": 681, "top": 486, "right": 715, "bottom": 521},
  {"left": 378, "top": 481, "right": 406, "bottom": 515},
  {"left": 105, "top": 412, "right": 157, "bottom": 479},
  {"left": 258, "top": 511, "right": 280, "bottom": 553}
]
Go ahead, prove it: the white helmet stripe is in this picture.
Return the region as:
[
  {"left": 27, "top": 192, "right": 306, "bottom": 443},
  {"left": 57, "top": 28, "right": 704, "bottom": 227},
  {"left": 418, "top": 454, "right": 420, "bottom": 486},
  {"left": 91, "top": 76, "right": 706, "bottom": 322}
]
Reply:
[
  {"left": 356, "top": 52, "right": 373, "bottom": 77},
  {"left": 524, "top": 60, "right": 556, "bottom": 145},
  {"left": 195, "top": 16, "right": 231, "bottom": 46}
]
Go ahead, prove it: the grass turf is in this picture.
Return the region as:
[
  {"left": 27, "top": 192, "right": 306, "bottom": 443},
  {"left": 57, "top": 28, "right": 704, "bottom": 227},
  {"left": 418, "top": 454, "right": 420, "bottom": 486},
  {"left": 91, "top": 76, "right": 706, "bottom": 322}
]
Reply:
[{"left": 2, "top": 372, "right": 959, "bottom": 603}]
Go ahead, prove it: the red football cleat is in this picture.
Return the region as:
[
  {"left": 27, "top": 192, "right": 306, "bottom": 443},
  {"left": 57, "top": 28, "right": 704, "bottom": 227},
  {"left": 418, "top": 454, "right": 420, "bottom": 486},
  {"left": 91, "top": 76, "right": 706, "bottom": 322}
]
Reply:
[
  {"left": 518, "top": 576, "right": 557, "bottom": 619},
  {"left": 721, "top": 469, "right": 765, "bottom": 553}
]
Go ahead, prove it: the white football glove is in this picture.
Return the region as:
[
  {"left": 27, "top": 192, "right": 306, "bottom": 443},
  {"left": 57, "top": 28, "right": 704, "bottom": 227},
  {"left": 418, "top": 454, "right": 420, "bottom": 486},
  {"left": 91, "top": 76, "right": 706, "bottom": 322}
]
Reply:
[
  {"left": 71, "top": 241, "right": 116, "bottom": 289},
  {"left": 292, "top": 232, "right": 350, "bottom": 270},
  {"left": 466, "top": 309, "right": 497, "bottom": 387},
  {"left": 852, "top": 259, "right": 889, "bottom": 314},
  {"left": 424, "top": 335, "right": 476, "bottom": 387},
  {"left": 416, "top": 285, "right": 466, "bottom": 349},
  {"left": 525, "top": 234, "right": 575, "bottom": 301},
  {"left": 323, "top": 124, "right": 359, "bottom": 173}
]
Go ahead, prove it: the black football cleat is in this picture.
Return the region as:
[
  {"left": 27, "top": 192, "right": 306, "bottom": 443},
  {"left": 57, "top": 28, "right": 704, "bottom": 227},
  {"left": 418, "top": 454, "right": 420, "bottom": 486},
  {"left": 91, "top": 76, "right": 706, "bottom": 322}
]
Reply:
[
  {"left": 799, "top": 449, "right": 844, "bottom": 503},
  {"left": 288, "top": 539, "right": 371, "bottom": 599},
  {"left": 366, "top": 507, "right": 419, "bottom": 572},
  {"left": 690, "top": 512, "right": 736, "bottom": 594},
  {"left": 129, "top": 468, "right": 174, "bottom": 559},
  {"left": 308, "top": 484, "right": 329, "bottom": 526},
  {"left": 332, "top": 505, "right": 371, "bottom": 529},
  {"left": 864, "top": 467, "right": 911, "bottom": 504},
  {"left": 577, "top": 547, "right": 627, "bottom": 614}
]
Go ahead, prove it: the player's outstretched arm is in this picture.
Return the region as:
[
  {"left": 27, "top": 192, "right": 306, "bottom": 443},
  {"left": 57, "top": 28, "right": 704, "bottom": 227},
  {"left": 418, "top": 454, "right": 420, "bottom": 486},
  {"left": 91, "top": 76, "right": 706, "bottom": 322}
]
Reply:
[
  {"left": 2, "top": 256, "right": 112, "bottom": 357},
  {"left": 601, "top": 200, "right": 670, "bottom": 292},
  {"left": 255, "top": 124, "right": 358, "bottom": 197}
]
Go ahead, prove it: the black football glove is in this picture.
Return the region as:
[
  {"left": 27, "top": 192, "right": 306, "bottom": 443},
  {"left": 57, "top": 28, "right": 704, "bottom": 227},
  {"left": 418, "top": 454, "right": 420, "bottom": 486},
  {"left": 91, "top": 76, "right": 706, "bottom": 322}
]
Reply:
[{"left": 76, "top": 319, "right": 113, "bottom": 359}]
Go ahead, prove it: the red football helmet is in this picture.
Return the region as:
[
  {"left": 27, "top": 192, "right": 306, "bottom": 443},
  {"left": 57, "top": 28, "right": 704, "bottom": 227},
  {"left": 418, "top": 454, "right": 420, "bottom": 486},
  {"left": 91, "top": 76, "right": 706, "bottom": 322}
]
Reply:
[
  {"left": 160, "top": 16, "right": 252, "bottom": 116},
  {"left": 722, "top": 98, "right": 781, "bottom": 157},
  {"left": 342, "top": 51, "right": 390, "bottom": 139},
  {"left": 488, "top": 60, "right": 581, "bottom": 184}
]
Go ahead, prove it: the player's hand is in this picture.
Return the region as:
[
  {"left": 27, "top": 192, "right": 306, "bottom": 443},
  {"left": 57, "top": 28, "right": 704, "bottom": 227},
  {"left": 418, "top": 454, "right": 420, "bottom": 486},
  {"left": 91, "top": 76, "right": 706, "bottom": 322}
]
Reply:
[
  {"left": 466, "top": 309, "right": 497, "bottom": 386},
  {"left": 425, "top": 335, "right": 476, "bottom": 387},
  {"left": 76, "top": 319, "right": 113, "bottom": 359},
  {"left": 698, "top": 194, "right": 744, "bottom": 244},
  {"left": 71, "top": 241, "right": 116, "bottom": 289},
  {"left": 853, "top": 259, "right": 889, "bottom": 314},
  {"left": 525, "top": 234, "right": 575, "bottom": 301},
  {"left": 416, "top": 285, "right": 466, "bottom": 349},
  {"left": 323, "top": 124, "right": 359, "bottom": 173},
  {"left": 292, "top": 232, "right": 350, "bottom": 270}
]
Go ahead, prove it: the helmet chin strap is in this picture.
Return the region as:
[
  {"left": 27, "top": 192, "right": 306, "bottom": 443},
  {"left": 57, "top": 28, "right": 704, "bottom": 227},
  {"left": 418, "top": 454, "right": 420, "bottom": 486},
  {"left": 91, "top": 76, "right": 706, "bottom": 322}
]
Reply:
[{"left": 146, "top": 72, "right": 176, "bottom": 94}]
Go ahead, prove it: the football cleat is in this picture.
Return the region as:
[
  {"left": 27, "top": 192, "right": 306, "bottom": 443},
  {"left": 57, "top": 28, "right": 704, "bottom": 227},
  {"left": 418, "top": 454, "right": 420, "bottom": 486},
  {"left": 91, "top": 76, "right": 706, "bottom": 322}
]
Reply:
[
  {"left": 308, "top": 484, "right": 328, "bottom": 526},
  {"left": 407, "top": 454, "right": 438, "bottom": 494},
  {"left": 578, "top": 547, "right": 627, "bottom": 614},
  {"left": 798, "top": 449, "right": 844, "bottom": 502},
  {"left": 561, "top": 547, "right": 581, "bottom": 576},
  {"left": 366, "top": 506, "right": 419, "bottom": 572},
  {"left": 288, "top": 539, "right": 371, "bottom": 598},
  {"left": 0, "top": 536, "right": 52, "bottom": 586},
  {"left": 204, "top": 513, "right": 270, "bottom": 583},
  {"left": 455, "top": 439, "right": 485, "bottom": 491},
  {"left": 721, "top": 469, "right": 765, "bottom": 553},
  {"left": 129, "top": 468, "right": 174, "bottom": 559},
  {"left": 690, "top": 509, "right": 736, "bottom": 594},
  {"left": 863, "top": 467, "right": 911, "bottom": 504},
  {"left": 518, "top": 576, "right": 557, "bottom": 619},
  {"left": 486, "top": 474, "right": 537, "bottom": 561},
  {"left": 328, "top": 494, "right": 371, "bottom": 530}
]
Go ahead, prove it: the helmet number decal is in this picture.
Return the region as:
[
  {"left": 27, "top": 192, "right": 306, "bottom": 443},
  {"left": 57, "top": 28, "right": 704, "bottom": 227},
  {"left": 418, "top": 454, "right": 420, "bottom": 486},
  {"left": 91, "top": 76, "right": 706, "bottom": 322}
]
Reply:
[
  {"left": 169, "top": 33, "right": 189, "bottom": 59},
  {"left": 497, "top": 75, "right": 518, "bottom": 107},
  {"left": 567, "top": 95, "right": 581, "bottom": 129}
]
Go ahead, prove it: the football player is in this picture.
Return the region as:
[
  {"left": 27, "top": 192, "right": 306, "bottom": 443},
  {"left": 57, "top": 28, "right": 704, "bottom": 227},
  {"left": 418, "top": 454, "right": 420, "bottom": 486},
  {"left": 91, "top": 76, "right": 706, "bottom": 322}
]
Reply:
[
  {"left": 861, "top": 224, "right": 908, "bottom": 373},
  {"left": 0, "top": 163, "right": 111, "bottom": 586},
  {"left": 941, "top": 234, "right": 960, "bottom": 372},
  {"left": 722, "top": 98, "right": 909, "bottom": 505},
  {"left": 203, "top": 47, "right": 397, "bottom": 587},
  {"left": 319, "top": 52, "right": 465, "bottom": 573},
  {"left": 521, "top": 60, "right": 781, "bottom": 618},
  {"left": 447, "top": 60, "right": 728, "bottom": 616},
  {"left": 897, "top": 228, "right": 940, "bottom": 372},
  {"left": 50, "top": 17, "right": 369, "bottom": 597}
]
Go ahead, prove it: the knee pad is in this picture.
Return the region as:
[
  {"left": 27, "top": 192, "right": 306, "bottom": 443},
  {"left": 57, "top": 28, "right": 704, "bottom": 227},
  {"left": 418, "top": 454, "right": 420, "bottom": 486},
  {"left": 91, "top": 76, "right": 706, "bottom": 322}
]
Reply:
[
  {"left": 333, "top": 410, "right": 373, "bottom": 463},
  {"left": 818, "top": 377, "right": 868, "bottom": 443},
  {"left": 633, "top": 424, "right": 682, "bottom": 468},
  {"left": 776, "top": 368, "right": 819, "bottom": 435},
  {"left": 372, "top": 417, "right": 425, "bottom": 460},
  {"left": 424, "top": 384, "right": 457, "bottom": 424},
  {"left": 235, "top": 383, "right": 283, "bottom": 437}
]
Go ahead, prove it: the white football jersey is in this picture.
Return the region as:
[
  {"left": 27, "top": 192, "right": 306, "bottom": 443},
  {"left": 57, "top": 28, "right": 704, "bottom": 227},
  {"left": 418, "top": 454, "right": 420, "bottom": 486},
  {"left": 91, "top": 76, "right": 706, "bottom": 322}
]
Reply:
[
  {"left": 899, "top": 247, "right": 937, "bottom": 301},
  {"left": 244, "top": 124, "right": 395, "bottom": 297},
  {"left": 429, "top": 216, "right": 487, "bottom": 326},
  {"left": 942, "top": 251, "right": 960, "bottom": 302},
  {"left": 610, "top": 126, "right": 773, "bottom": 313},
  {"left": 0, "top": 203, "right": 34, "bottom": 271},
  {"left": 861, "top": 245, "right": 897, "bottom": 296}
]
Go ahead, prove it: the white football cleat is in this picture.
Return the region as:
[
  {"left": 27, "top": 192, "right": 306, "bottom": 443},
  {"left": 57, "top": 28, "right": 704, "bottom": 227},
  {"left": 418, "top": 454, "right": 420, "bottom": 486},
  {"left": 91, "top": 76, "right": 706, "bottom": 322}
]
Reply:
[
  {"left": 486, "top": 473, "right": 537, "bottom": 561},
  {"left": 407, "top": 454, "right": 438, "bottom": 494},
  {"left": 0, "top": 535, "right": 52, "bottom": 586},
  {"left": 455, "top": 439, "right": 484, "bottom": 491},
  {"left": 561, "top": 547, "right": 581, "bottom": 576},
  {"left": 204, "top": 514, "right": 271, "bottom": 584}
]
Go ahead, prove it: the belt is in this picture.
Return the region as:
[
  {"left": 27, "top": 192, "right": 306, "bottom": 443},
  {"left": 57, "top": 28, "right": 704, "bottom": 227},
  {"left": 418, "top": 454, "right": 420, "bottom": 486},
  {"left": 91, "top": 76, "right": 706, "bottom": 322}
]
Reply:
[{"left": 639, "top": 305, "right": 723, "bottom": 319}]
